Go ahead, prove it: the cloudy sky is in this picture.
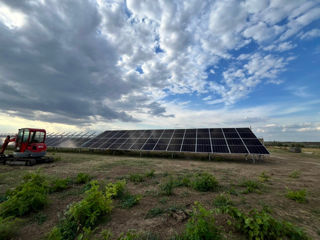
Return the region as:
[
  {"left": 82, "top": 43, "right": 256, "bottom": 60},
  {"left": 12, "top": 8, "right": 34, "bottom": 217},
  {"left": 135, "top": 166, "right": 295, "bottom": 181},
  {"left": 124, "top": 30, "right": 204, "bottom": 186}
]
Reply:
[{"left": 0, "top": 0, "right": 319, "bottom": 141}]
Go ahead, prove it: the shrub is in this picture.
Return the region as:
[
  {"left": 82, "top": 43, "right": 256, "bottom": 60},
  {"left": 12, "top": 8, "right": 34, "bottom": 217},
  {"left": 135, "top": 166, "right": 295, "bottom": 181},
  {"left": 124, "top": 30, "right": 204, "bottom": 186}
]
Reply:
[
  {"left": 48, "top": 181, "right": 113, "bottom": 240},
  {"left": 121, "top": 194, "right": 141, "bottom": 209},
  {"left": 68, "top": 181, "right": 113, "bottom": 228},
  {"left": 0, "top": 172, "right": 49, "bottom": 217},
  {"left": 191, "top": 173, "right": 219, "bottom": 192},
  {"left": 239, "top": 179, "right": 262, "bottom": 194},
  {"left": 49, "top": 178, "right": 71, "bottom": 193},
  {"left": 76, "top": 173, "right": 91, "bottom": 184},
  {"left": 105, "top": 180, "right": 126, "bottom": 199},
  {"left": 213, "top": 194, "right": 233, "bottom": 208},
  {"left": 159, "top": 177, "right": 174, "bottom": 196},
  {"left": 225, "top": 206, "right": 309, "bottom": 240},
  {"left": 289, "top": 170, "right": 300, "bottom": 178},
  {"left": 177, "top": 202, "right": 222, "bottom": 240},
  {"left": 0, "top": 217, "right": 23, "bottom": 240},
  {"left": 285, "top": 189, "right": 307, "bottom": 203}
]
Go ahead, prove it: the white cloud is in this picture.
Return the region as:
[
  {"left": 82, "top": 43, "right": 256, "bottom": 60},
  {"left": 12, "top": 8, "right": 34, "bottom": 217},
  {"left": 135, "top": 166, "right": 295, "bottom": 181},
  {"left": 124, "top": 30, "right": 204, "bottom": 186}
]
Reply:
[
  {"left": 0, "top": 2, "right": 26, "bottom": 29},
  {"left": 299, "top": 28, "right": 320, "bottom": 40}
]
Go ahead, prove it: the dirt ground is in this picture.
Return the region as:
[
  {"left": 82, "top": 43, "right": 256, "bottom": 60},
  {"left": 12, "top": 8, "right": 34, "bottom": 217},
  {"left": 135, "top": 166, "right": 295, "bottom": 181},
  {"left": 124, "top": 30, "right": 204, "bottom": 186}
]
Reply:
[{"left": 0, "top": 146, "right": 320, "bottom": 239}]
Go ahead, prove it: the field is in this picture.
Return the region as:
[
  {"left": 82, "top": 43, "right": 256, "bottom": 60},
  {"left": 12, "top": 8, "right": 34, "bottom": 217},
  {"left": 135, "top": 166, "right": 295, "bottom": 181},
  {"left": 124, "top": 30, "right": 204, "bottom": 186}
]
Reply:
[{"left": 0, "top": 147, "right": 320, "bottom": 239}]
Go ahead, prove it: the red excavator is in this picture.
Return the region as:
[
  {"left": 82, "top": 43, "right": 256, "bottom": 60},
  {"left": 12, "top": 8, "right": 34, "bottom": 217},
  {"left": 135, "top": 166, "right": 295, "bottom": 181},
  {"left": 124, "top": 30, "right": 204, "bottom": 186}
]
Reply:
[{"left": 0, "top": 128, "right": 53, "bottom": 166}]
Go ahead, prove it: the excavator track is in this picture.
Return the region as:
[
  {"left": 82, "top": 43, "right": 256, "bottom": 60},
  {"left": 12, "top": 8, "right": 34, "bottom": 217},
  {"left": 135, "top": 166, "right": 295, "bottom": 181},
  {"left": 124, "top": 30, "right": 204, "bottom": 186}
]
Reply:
[{"left": 0, "top": 154, "right": 53, "bottom": 166}]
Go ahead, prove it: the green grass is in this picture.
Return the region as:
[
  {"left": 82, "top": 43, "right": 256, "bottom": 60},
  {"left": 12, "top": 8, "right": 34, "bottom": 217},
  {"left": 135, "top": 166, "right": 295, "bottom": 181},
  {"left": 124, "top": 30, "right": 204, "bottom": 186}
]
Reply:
[{"left": 285, "top": 189, "right": 307, "bottom": 203}]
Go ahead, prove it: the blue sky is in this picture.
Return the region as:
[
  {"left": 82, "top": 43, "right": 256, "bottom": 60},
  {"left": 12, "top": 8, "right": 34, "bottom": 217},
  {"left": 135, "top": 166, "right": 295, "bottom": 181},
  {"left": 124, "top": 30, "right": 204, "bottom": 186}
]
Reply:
[{"left": 0, "top": 0, "right": 319, "bottom": 141}]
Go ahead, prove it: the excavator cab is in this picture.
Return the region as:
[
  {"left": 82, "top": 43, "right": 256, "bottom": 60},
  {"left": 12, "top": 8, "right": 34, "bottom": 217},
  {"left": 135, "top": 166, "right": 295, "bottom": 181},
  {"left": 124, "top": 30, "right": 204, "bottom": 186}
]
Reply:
[{"left": 13, "top": 128, "right": 47, "bottom": 158}]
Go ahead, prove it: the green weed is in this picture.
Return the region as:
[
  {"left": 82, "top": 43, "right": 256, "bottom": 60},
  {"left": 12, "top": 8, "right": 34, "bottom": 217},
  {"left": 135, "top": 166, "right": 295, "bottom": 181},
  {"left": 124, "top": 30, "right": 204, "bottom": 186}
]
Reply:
[
  {"left": 118, "top": 230, "right": 160, "bottom": 240},
  {"left": 239, "top": 179, "right": 263, "bottom": 194},
  {"left": 129, "top": 173, "right": 145, "bottom": 183},
  {"left": 224, "top": 206, "right": 310, "bottom": 240},
  {"left": 159, "top": 177, "right": 174, "bottom": 196},
  {"left": 76, "top": 173, "right": 92, "bottom": 184},
  {"left": 120, "top": 194, "right": 142, "bottom": 209},
  {"left": 105, "top": 180, "right": 126, "bottom": 199},
  {"left": 33, "top": 212, "right": 47, "bottom": 225},
  {"left": 144, "top": 169, "right": 155, "bottom": 178},
  {"left": 0, "top": 217, "right": 23, "bottom": 240},
  {"left": 49, "top": 178, "right": 71, "bottom": 193},
  {"left": 175, "top": 202, "right": 222, "bottom": 240},
  {"left": 289, "top": 170, "right": 301, "bottom": 178},
  {"left": 145, "top": 207, "right": 166, "bottom": 218},
  {"left": 100, "top": 229, "right": 112, "bottom": 240},
  {"left": 259, "top": 172, "right": 270, "bottom": 182},
  {"left": 285, "top": 189, "right": 307, "bottom": 203},
  {"left": 191, "top": 173, "right": 219, "bottom": 192},
  {"left": 0, "top": 172, "right": 49, "bottom": 217},
  {"left": 213, "top": 194, "right": 233, "bottom": 208},
  {"left": 48, "top": 181, "right": 113, "bottom": 240}
]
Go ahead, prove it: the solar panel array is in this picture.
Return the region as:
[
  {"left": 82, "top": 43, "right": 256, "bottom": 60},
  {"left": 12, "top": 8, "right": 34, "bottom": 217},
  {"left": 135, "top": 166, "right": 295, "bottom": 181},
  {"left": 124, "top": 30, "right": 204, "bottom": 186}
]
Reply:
[
  {"left": 80, "top": 128, "right": 269, "bottom": 155},
  {"left": 46, "top": 132, "right": 97, "bottom": 147}
]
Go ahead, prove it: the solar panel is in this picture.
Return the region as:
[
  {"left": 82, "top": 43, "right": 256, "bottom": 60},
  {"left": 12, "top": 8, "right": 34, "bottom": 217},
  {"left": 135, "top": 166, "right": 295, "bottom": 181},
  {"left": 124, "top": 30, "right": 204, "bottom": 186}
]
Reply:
[{"left": 43, "top": 128, "right": 269, "bottom": 155}]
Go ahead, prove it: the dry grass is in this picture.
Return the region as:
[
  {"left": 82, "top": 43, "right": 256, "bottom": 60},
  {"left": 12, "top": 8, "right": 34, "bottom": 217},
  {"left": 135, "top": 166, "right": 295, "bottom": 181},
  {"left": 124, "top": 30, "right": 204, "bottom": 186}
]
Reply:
[{"left": 0, "top": 147, "right": 319, "bottom": 239}]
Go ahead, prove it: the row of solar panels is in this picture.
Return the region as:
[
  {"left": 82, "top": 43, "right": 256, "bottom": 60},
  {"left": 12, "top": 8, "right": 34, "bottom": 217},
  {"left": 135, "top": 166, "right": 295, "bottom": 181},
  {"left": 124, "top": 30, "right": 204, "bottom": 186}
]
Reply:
[
  {"left": 62, "top": 128, "right": 268, "bottom": 155},
  {"left": 1, "top": 128, "right": 269, "bottom": 155}
]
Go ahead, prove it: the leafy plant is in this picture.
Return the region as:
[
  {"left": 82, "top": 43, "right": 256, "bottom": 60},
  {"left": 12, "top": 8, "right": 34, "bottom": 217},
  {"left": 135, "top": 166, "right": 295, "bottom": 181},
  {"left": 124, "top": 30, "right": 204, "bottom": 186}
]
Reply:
[
  {"left": 0, "top": 216, "right": 23, "bottom": 240},
  {"left": 49, "top": 178, "right": 71, "bottom": 193},
  {"left": 289, "top": 170, "right": 301, "bottom": 178},
  {"left": 0, "top": 172, "right": 49, "bottom": 217},
  {"left": 129, "top": 173, "right": 145, "bottom": 183},
  {"left": 121, "top": 194, "right": 141, "bottom": 209},
  {"left": 159, "top": 177, "right": 174, "bottom": 196},
  {"left": 239, "top": 179, "right": 262, "bottom": 194},
  {"left": 173, "top": 175, "right": 191, "bottom": 187},
  {"left": 285, "top": 189, "right": 307, "bottom": 203},
  {"left": 176, "top": 202, "right": 222, "bottom": 240},
  {"left": 76, "top": 173, "right": 92, "bottom": 184},
  {"left": 224, "top": 206, "right": 310, "bottom": 240},
  {"left": 48, "top": 181, "right": 113, "bottom": 240},
  {"left": 213, "top": 194, "right": 233, "bottom": 208},
  {"left": 105, "top": 180, "right": 126, "bottom": 199},
  {"left": 191, "top": 173, "right": 219, "bottom": 192}
]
